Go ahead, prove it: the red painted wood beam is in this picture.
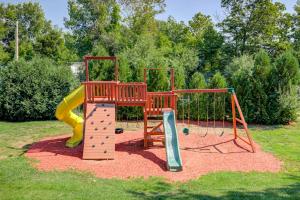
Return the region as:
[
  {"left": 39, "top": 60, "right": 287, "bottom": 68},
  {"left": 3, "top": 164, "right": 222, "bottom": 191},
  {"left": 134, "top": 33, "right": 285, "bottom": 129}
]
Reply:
[
  {"left": 174, "top": 88, "right": 228, "bottom": 93},
  {"left": 147, "top": 92, "right": 175, "bottom": 95},
  {"left": 84, "top": 56, "right": 116, "bottom": 61}
]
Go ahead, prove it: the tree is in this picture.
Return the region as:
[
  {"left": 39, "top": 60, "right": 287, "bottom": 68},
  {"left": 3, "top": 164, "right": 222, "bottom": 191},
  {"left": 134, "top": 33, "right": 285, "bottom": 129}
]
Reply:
[
  {"left": 189, "top": 72, "right": 207, "bottom": 120},
  {"left": 292, "top": 0, "right": 300, "bottom": 56},
  {"left": 186, "top": 12, "right": 225, "bottom": 75},
  {"left": 253, "top": 49, "right": 272, "bottom": 123},
  {"left": 0, "top": 2, "right": 74, "bottom": 62},
  {"left": 225, "top": 54, "right": 254, "bottom": 83},
  {"left": 166, "top": 43, "right": 198, "bottom": 80},
  {"left": 267, "top": 51, "right": 299, "bottom": 124},
  {"left": 119, "top": 33, "right": 169, "bottom": 90},
  {"left": 35, "top": 29, "right": 77, "bottom": 63},
  {"left": 125, "top": 1, "right": 164, "bottom": 35},
  {"left": 158, "top": 17, "right": 191, "bottom": 46},
  {"left": 207, "top": 72, "right": 227, "bottom": 120},
  {"left": 209, "top": 72, "right": 227, "bottom": 89},
  {"left": 0, "top": 46, "right": 9, "bottom": 64},
  {"left": 219, "top": 0, "right": 293, "bottom": 57},
  {"left": 189, "top": 72, "right": 206, "bottom": 89},
  {"left": 188, "top": 13, "right": 213, "bottom": 46},
  {"left": 226, "top": 55, "right": 258, "bottom": 122},
  {"left": 198, "top": 26, "right": 224, "bottom": 74},
  {"left": 65, "top": 0, "right": 122, "bottom": 56},
  {"left": 273, "top": 51, "right": 299, "bottom": 91},
  {"left": 226, "top": 51, "right": 299, "bottom": 124}
]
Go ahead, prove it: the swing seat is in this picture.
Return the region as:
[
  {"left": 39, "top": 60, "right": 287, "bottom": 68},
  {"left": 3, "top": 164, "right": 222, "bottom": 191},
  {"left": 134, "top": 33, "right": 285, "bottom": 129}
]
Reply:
[
  {"left": 182, "top": 127, "right": 189, "bottom": 135},
  {"left": 115, "top": 128, "right": 124, "bottom": 134}
]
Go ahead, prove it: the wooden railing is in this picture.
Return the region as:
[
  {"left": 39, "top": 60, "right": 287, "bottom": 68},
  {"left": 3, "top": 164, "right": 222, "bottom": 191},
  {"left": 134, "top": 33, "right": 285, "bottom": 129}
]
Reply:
[
  {"left": 83, "top": 81, "right": 147, "bottom": 104},
  {"left": 117, "top": 83, "right": 147, "bottom": 104},
  {"left": 146, "top": 92, "right": 177, "bottom": 115},
  {"left": 84, "top": 81, "right": 117, "bottom": 103}
]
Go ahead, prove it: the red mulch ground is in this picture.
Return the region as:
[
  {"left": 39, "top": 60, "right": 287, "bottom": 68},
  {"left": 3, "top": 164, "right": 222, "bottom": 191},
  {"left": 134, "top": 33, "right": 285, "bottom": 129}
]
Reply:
[{"left": 25, "top": 130, "right": 281, "bottom": 182}]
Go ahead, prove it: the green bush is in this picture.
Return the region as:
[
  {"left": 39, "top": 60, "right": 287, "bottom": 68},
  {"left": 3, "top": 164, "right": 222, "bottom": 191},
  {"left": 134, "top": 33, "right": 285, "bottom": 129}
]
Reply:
[
  {"left": 0, "top": 57, "right": 77, "bottom": 121},
  {"left": 273, "top": 51, "right": 300, "bottom": 89},
  {"left": 267, "top": 51, "right": 299, "bottom": 124},
  {"left": 227, "top": 50, "right": 299, "bottom": 124},
  {"left": 225, "top": 54, "right": 255, "bottom": 83},
  {"left": 228, "top": 54, "right": 271, "bottom": 123},
  {"left": 252, "top": 49, "right": 272, "bottom": 123},
  {"left": 209, "top": 71, "right": 227, "bottom": 89},
  {"left": 208, "top": 72, "right": 227, "bottom": 120},
  {"left": 188, "top": 72, "right": 207, "bottom": 120}
]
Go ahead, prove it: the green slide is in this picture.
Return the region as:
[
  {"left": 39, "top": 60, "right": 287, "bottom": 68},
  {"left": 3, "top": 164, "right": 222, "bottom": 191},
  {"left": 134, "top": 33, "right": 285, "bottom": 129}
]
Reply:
[{"left": 163, "top": 110, "right": 183, "bottom": 172}]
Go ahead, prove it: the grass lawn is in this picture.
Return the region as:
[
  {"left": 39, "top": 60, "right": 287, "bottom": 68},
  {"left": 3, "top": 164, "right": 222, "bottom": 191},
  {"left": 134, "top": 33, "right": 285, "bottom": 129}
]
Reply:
[{"left": 0, "top": 119, "right": 299, "bottom": 199}]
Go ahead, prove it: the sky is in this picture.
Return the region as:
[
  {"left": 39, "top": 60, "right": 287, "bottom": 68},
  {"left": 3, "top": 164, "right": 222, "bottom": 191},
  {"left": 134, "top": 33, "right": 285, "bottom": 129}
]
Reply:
[{"left": 1, "top": 0, "right": 298, "bottom": 29}]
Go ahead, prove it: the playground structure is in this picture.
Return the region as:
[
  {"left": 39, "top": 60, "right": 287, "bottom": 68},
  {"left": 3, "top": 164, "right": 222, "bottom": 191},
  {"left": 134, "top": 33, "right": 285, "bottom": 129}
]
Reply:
[{"left": 55, "top": 56, "right": 255, "bottom": 172}]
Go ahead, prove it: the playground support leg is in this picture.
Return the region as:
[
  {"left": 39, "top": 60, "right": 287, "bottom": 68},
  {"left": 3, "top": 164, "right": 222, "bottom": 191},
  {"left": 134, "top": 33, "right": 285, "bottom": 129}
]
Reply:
[
  {"left": 231, "top": 95, "right": 237, "bottom": 139},
  {"left": 144, "top": 110, "right": 148, "bottom": 148},
  {"left": 233, "top": 94, "right": 255, "bottom": 153}
]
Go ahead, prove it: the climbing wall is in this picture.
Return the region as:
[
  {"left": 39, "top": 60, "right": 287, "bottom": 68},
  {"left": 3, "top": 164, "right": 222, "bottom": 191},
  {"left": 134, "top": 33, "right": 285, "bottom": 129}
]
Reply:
[{"left": 83, "top": 103, "right": 115, "bottom": 160}]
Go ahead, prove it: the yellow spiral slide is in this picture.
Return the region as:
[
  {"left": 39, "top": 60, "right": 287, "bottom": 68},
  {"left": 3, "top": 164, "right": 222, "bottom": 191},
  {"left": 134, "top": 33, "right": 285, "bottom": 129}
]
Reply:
[{"left": 55, "top": 85, "right": 85, "bottom": 148}]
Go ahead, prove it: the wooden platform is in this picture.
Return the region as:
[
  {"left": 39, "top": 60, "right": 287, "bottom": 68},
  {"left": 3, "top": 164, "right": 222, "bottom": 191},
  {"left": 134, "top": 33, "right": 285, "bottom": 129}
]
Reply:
[{"left": 83, "top": 103, "right": 115, "bottom": 160}]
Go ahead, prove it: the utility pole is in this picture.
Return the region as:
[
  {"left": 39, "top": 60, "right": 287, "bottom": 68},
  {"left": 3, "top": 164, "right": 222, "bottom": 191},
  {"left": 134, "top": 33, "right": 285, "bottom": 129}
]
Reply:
[{"left": 15, "top": 20, "right": 19, "bottom": 61}]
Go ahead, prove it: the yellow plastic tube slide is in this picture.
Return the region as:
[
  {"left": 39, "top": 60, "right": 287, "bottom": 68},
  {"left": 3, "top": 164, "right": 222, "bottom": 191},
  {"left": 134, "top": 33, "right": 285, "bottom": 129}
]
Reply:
[{"left": 55, "top": 85, "right": 85, "bottom": 148}]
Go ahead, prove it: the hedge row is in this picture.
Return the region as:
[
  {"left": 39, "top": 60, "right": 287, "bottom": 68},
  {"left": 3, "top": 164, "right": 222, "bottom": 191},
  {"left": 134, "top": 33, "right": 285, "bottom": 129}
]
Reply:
[{"left": 0, "top": 57, "right": 77, "bottom": 121}]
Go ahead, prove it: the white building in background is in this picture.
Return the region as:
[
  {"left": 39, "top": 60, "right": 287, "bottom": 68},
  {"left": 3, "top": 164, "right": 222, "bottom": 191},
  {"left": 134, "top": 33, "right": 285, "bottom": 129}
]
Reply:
[{"left": 70, "top": 62, "right": 84, "bottom": 76}]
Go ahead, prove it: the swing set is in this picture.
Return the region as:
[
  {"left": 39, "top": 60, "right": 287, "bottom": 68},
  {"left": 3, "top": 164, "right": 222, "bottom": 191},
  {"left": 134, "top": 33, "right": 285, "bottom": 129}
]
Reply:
[
  {"left": 143, "top": 67, "right": 255, "bottom": 153},
  {"left": 179, "top": 92, "right": 226, "bottom": 137}
]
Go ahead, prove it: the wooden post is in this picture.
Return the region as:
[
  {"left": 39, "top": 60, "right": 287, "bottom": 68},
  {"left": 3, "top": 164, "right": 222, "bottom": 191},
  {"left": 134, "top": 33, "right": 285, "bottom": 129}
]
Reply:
[
  {"left": 144, "top": 108, "right": 148, "bottom": 148},
  {"left": 115, "top": 58, "right": 118, "bottom": 82},
  {"left": 83, "top": 83, "right": 87, "bottom": 120},
  {"left": 144, "top": 68, "right": 147, "bottom": 83},
  {"left": 231, "top": 94, "right": 237, "bottom": 139},
  {"left": 233, "top": 94, "right": 255, "bottom": 153},
  {"left": 170, "top": 68, "right": 175, "bottom": 91},
  {"left": 84, "top": 59, "right": 89, "bottom": 82}
]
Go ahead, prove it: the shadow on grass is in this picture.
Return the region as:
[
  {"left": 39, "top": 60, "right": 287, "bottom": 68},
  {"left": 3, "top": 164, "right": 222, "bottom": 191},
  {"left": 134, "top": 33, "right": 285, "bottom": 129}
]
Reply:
[
  {"left": 4, "top": 143, "right": 32, "bottom": 157},
  {"left": 127, "top": 175, "right": 300, "bottom": 200}
]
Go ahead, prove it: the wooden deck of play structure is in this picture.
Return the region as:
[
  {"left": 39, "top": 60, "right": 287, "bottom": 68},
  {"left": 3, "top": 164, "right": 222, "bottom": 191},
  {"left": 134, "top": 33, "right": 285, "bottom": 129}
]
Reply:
[
  {"left": 83, "top": 81, "right": 177, "bottom": 111},
  {"left": 82, "top": 81, "right": 178, "bottom": 149},
  {"left": 83, "top": 81, "right": 147, "bottom": 106}
]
